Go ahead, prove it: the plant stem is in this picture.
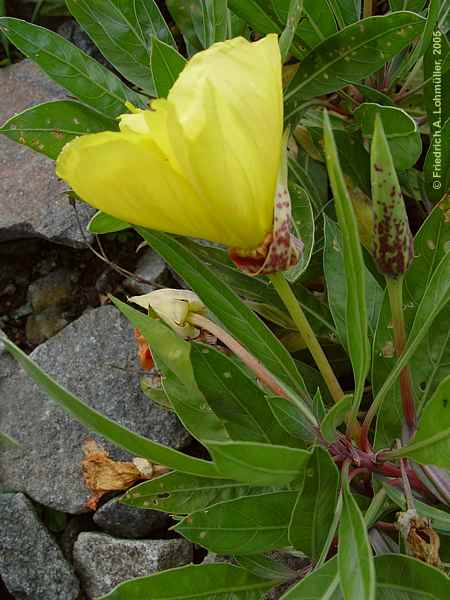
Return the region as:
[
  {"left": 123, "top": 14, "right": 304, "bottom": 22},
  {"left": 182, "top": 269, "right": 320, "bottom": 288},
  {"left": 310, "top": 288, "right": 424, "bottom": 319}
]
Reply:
[
  {"left": 270, "top": 273, "right": 345, "bottom": 404},
  {"left": 187, "top": 312, "right": 318, "bottom": 428},
  {"left": 363, "top": 0, "right": 373, "bottom": 18},
  {"left": 386, "top": 277, "right": 416, "bottom": 438}
]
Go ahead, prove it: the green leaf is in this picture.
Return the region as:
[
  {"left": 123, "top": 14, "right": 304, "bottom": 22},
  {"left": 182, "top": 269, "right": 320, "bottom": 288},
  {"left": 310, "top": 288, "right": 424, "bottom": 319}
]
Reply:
[
  {"left": 235, "top": 554, "right": 296, "bottom": 582},
  {"left": 0, "top": 431, "right": 19, "bottom": 448},
  {"left": 323, "top": 113, "right": 370, "bottom": 417},
  {"left": 338, "top": 475, "right": 375, "bottom": 600},
  {"left": 381, "top": 482, "right": 450, "bottom": 534},
  {"left": 280, "top": 557, "right": 341, "bottom": 599},
  {"left": 151, "top": 37, "right": 186, "bottom": 98},
  {"left": 66, "top": 0, "right": 175, "bottom": 93},
  {"left": 167, "top": 0, "right": 228, "bottom": 50},
  {"left": 372, "top": 196, "right": 450, "bottom": 447},
  {"left": 289, "top": 446, "right": 339, "bottom": 560},
  {"left": 284, "top": 184, "right": 315, "bottom": 283},
  {"left": 320, "top": 395, "right": 352, "bottom": 443},
  {"left": 279, "top": 0, "right": 304, "bottom": 61},
  {"left": 372, "top": 249, "right": 450, "bottom": 446},
  {"left": 355, "top": 103, "right": 422, "bottom": 171},
  {"left": 374, "top": 553, "right": 450, "bottom": 599},
  {"left": 175, "top": 491, "right": 297, "bottom": 554},
  {"left": 88, "top": 211, "right": 129, "bottom": 234},
  {"left": 97, "top": 563, "right": 274, "bottom": 600},
  {"left": 122, "top": 471, "right": 272, "bottom": 514},
  {"left": 1, "top": 337, "right": 219, "bottom": 478},
  {"left": 111, "top": 298, "right": 229, "bottom": 444},
  {"left": 0, "top": 100, "right": 115, "bottom": 160},
  {"left": 389, "top": 0, "right": 427, "bottom": 11},
  {"left": 285, "top": 13, "right": 425, "bottom": 120},
  {"left": 393, "top": 374, "right": 450, "bottom": 469},
  {"left": 191, "top": 344, "right": 303, "bottom": 446},
  {"left": 0, "top": 18, "right": 145, "bottom": 118},
  {"left": 323, "top": 218, "right": 384, "bottom": 349},
  {"left": 183, "top": 239, "right": 335, "bottom": 341},
  {"left": 227, "top": 0, "right": 282, "bottom": 39},
  {"left": 267, "top": 395, "right": 314, "bottom": 443},
  {"left": 207, "top": 440, "right": 310, "bottom": 486},
  {"left": 137, "top": 229, "right": 315, "bottom": 416}
]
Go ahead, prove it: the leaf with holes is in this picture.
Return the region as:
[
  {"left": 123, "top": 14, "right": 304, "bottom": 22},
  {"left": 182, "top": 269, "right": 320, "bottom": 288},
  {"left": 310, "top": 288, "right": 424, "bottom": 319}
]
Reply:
[
  {"left": 0, "top": 100, "right": 116, "bottom": 160},
  {"left": 121, "top": 471, "right": 272, "bottom": 515},
  {"left": 0, "top": 18, "right": 146, "bottom": 117},
  {"left": 285, "top": 13, "right": 425, "bottom": 120}
]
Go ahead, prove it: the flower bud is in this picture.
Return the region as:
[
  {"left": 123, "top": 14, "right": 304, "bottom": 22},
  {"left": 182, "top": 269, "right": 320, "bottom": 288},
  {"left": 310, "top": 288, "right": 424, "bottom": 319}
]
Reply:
[
  {"left": 129, "top": 289, "right": 206, "bottom": 339},
  {"left": 370, "top": 114, "right": 413, "bottom": 278}
]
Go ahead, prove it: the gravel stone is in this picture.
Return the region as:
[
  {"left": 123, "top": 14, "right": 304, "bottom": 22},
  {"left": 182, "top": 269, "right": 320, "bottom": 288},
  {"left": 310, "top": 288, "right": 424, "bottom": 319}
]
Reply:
[
  {"left": 73, "top": 532, "right": 193, "bottom": 598},
  {"left": 0, "top": 493, "right": 79, "bottom": 600},
  {"left": 0, "top": 60, "right": 94, "bottom": 246},
  {"left": 0, "top": 306, "right": 191, "bottom": 512},
  {"left": 123, "top": 249, "right": 169, "bottom": 295},
  {"left": 93, "top": 496, "right": 169, "bottom": 538}
]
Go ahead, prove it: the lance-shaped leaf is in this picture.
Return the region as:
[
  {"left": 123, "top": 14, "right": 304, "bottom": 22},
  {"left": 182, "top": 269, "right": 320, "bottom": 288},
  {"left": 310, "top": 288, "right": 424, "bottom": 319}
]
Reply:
[
  {"left": 288, "top": 446, "right": 339, "bottom": 560},
  {"left": 191, "top": 344, "right": 302, "bottom": 446},
  {"left": 111, "top": 298, "right": 229, "bottom": 444},
  {"left": 370, "top": 113, "right": 414, "bottom": 278},
  {"left": 175, "top": 491, "right": 297, "bottom": 554},
  {"left": 97, "top": 563, "right": 274, "bottom": 600},
  {"left": 285, "top": 12, "right": 425, "bottom": 120},
  {"left": 279, "top": 557, "right": 341, "bottom": 599},
  {"left": 122, "top": 471, "right": 272, "bottom": 515},
  {"left": 356, "top": 103, "right": 422, "bottom": 171},
  {"left": 323, "top": 111, "right": 370, "bottom": 418},
  {"left": 166, "top": 0, "right": 228, "bottom": 50},
  {"left": 390, "top": 375, "right": 450, "bottom": 469},
  {"left": 374, "top": 554, "right": 450, "bottom": 599},
  {"left": 0, "top": 18, "right": 145, "bottom": 118},
  {"left": 66, "top": 0, "right": 175, "bottom": 93},
  {"left": 0, "top": 100, "right": 116, "bottom": 160},
  {"left": 151, "top": 37, "right": 186, "bottom": 98},
  {"left": 207, "top": 440, "right": 310, "bottom": 486},
  {"left": 338, "top": 473, "right": 375, "bottom": 600},
  {"left": 1, "top": 337, "right": 219, "bottom": 478},
  {"left": 137, "top": 229, "right": 315, "bottom": 420},
  {"left": 236, "top": 554, "right": 297, "bottom": 583}
]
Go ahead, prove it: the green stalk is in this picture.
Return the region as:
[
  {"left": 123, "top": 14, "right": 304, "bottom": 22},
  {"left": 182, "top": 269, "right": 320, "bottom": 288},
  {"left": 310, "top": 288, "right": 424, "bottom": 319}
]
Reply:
[
  {"left": 386, "top": 276, "right": 416, "bottom": 437},
  {"left": 270, "top": 272, "right": 345, "bottom": 404}
]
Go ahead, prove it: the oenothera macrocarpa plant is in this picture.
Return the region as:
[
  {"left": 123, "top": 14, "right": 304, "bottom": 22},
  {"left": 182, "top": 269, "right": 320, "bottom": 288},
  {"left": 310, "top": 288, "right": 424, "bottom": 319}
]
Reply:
[{"left": 1, "top": 1, "right": 450, "bottom": 598}]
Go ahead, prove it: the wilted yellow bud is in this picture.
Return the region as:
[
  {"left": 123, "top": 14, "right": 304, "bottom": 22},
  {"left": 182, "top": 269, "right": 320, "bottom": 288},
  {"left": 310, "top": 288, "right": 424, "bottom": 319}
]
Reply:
[{"left": 129, "top": 289, "right": 206, "bottom": 339}]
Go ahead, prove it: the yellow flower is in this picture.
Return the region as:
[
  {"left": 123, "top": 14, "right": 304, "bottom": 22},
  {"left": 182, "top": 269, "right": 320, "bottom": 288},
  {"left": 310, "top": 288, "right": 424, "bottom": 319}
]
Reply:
[{"left": 56, "top": 35, "right": 282, "bottom": 250}]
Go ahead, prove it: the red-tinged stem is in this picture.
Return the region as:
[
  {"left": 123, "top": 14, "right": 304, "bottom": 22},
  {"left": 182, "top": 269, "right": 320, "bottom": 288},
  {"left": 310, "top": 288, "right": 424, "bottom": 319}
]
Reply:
[
  {"left": 375, "top": 521, "right": 397, "bottom": 531},
  {"left": 386, "top": 277, "right": 416, "bottom": 438},
  {"left": 187, "top": 312, "right": 319, "bottom": 428}
]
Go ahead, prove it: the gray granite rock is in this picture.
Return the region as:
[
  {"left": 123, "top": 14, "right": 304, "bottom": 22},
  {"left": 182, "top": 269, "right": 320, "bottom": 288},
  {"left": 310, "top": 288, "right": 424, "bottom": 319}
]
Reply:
[
  {"left": 73, "top": 532, "right": 193, "bottom": 598},
  {"left": 0, "top": 60, "right": 94, "bottom": 246},
  {"left": 93, "top": 496, "right": 169, "bottom": 538},
  {"left": 123, "top": 249, "right": 169, "bottom": 295},
  {"left": 0, "top": 305, "right": 191, "bottom": 512},
  {"left": 0, "top": 493, "right": 79, "bottom": 600}
]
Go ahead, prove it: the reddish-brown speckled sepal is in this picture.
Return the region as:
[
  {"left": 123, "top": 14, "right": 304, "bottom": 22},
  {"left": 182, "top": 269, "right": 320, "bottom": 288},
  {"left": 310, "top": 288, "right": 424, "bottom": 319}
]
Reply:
[{"left": 229, "top": 182, "right": 303, "bottom": 276}]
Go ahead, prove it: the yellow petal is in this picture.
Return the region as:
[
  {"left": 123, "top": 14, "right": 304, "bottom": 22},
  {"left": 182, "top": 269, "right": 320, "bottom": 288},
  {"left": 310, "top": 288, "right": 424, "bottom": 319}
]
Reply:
[
  {"left": 56, "top": 131, "right": 232, "bottom": 244},
  {"left": 166, "top": 34, "right": 283, "bottom": 248}
]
